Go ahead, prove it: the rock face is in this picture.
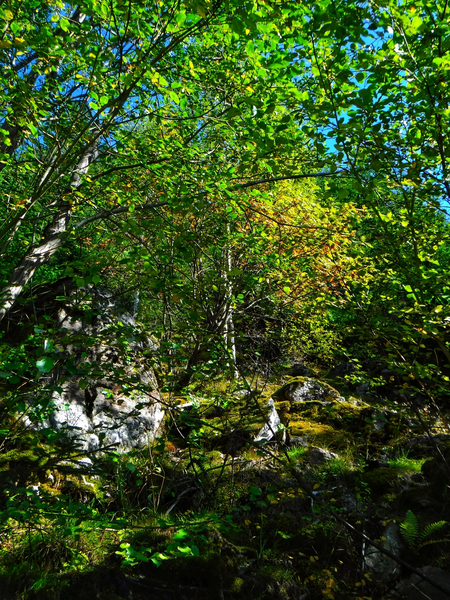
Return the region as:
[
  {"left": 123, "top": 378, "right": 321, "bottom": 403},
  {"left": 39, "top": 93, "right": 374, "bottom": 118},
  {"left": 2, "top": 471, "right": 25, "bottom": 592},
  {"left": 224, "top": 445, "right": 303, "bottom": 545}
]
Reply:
[
  {"left": 32, "top": 285, "right": 164, "bottom": 452},
  {"left": 274, "top": 377, "right": 345, "bottom": 404},
  {"left": 48, "top": 376, "right": 164, "bottom": 453},
  {"left": 363, "top": 521, "right": 403, "bottom": 582},
  {"left": 307, "top": 447, "right": 338, "bottom": 465},
  {"left": 393, "top": 566, "right": 450, "bottom": 600},
  {"left": 255, "top": 399, "right": 281, "bottom": 442}
]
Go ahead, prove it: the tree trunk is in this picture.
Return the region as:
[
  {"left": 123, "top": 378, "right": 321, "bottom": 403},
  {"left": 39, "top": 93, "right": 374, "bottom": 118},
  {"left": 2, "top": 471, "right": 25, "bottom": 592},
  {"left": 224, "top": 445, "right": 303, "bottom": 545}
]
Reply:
[
  {"left": 0, "top": 145, "right": 98, "bottom": 321},
  {"left": 223, "top": 223, "right": 238, "bottom": 379}
]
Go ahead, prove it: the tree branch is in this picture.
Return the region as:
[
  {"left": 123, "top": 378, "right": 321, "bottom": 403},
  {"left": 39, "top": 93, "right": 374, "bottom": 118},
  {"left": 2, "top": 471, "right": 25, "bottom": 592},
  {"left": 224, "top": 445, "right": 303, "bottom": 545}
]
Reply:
[{"left": 73, "top": 201, "right": 168, "bottom": 228}]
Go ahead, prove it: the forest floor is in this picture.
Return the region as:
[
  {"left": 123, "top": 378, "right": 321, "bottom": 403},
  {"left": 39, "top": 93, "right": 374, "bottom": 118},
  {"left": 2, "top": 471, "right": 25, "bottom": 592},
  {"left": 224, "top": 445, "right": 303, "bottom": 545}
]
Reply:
[{"left": 1, "top": 370, "right": 450, "bottom": 600}]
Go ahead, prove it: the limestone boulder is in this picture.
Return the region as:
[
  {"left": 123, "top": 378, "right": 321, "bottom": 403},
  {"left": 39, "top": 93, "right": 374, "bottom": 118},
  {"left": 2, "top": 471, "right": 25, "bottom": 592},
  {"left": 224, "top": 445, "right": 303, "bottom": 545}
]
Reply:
[
  {"left": 48, "top": 376, "right": 164, "bottom": 452},
  {"left": 274, "top": 377, "right": 345, "bottom": 404},
  {"left": 26, "top": 284, "right": 164, "bottom": 452},
  {"left": 255, "top": 399, "right": 282, "bottom": 442}
]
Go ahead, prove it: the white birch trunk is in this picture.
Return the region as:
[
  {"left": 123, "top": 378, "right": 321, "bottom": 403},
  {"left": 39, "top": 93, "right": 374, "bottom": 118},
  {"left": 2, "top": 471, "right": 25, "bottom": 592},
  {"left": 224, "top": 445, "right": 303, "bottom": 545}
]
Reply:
[{"left": 0, "top": 145, "right": 98, "bottom": 321}]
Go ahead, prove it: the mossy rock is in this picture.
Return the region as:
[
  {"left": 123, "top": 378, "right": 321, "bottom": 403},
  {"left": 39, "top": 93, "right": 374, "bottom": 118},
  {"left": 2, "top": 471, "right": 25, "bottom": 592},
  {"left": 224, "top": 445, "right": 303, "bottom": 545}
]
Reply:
[
  {"left": 273, "top": 377, "right": 343, "bottom": 404},
  {"left": 289, "top": 400, "right": 323, "bottom": 417},
  {"left": 59, "top": 474, "right": 99, "bottom": 499},
  {"left": 361, "top": 466, "right": 404, "bottom": 494},
  {"left": 315, "top": 400, "right": 372, "bottom": 433},
  {"left": 274, "top": 400, "right": 291, "bottom": 414},
  {"left": 288, "top": 419, "right": 350, "bottom": 450},
  {"left": 200, "top": 396, "right": 271, "bottom": 451}
]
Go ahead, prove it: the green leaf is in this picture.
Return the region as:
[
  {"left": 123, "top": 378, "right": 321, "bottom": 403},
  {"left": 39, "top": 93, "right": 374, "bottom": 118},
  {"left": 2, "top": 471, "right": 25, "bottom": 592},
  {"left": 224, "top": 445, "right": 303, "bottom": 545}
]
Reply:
[
  {"left": 173, "top": 528, "right": 189, "bottom": 540},
  {"left": 36, "top": 356, "right": 54, "bottom": 373},
  {"left": 246, "top": 40, "right": 255, "bottom": 57}
]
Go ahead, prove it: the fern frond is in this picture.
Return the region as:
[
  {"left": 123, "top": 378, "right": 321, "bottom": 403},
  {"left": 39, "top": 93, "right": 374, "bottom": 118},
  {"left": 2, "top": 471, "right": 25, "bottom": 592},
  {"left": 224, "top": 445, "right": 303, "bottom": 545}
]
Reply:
[
  {"left": 419, "top": 521, "right": 448, "bottom": 543},
  {"left": 400, "top": 510, "right": 420, "bottom": 546},
  {"left": 420, "top": 538, "right": 449, "bottom": 548}
]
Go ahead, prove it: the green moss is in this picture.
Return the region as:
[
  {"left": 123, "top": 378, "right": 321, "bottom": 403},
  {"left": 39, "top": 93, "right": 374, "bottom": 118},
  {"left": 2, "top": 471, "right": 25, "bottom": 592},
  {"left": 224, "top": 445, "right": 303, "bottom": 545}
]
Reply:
[
  {"left": 361, "top": 466, "right": 403, "bottom": 493},
  {"left": 230, "top": 576, "right": 244, "bottom": 592},
  {"left": 288, "top": 419, "right": 349, "bottom": 450},
  {"left": 59, "top": 475, "right": 98, "bottom": 498},
  {"left": 274, "top": 400, "right": 291, "bottom": 413},
  {"left": 0, "top": 441, "right": 54, "bottom": 467},
  {"left": 259, "top": 564, "right": 293, "bottom": 581}
]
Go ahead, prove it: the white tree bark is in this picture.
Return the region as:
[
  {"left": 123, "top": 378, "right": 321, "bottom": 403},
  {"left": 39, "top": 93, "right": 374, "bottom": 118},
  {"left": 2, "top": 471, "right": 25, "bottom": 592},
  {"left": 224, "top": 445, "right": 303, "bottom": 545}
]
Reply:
[{"left": 0, "top": 145, "right": 98, "bottom": 321}]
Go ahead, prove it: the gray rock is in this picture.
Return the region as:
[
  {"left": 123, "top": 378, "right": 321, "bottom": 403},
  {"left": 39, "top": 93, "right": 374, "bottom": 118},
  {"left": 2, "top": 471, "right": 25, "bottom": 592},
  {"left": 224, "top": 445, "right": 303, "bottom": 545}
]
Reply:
[
  {"left": 355, "top": 381, "right": 371, "bottom": 395},
  {"left": 234, "top": 389, "right": 256, "bottom": 399},
  {"left": 393, "top": 566, "right": 450, "bottom": 600},
  {"left": 289, "top": 435, "right": 308, "bottom": 447},
  {"left": 283, "top": 378, "right": 344, "bottom": 404},
  {"left": 255, "top": 399, "right": 281, "bottom": 442},
  {"left": 364, "top": 521, "right": 404, "bottom": 582},
  {"left": 46, "top": 378, "right": 164, "bottom": 452},
  {"left": 28, "top": 286, "right": 164, "bottom": 453},
  {"left": 308, "top": 447, "right": 338, "bottom": 465}
]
